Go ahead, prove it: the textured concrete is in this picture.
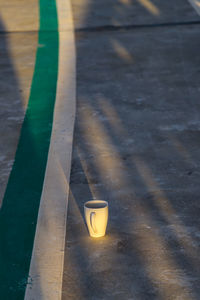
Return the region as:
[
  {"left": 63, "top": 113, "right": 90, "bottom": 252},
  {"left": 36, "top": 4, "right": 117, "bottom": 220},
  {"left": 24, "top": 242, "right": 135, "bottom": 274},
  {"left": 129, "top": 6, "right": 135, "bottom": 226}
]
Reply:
[
  {"left": 0, "top": 1, "right": 38, "bottom": 205},
  {"left": 0, "top": 0, "right": 38, "bottom": 205},
  {"left": 25, "top": 0, "right": 76, "bottom": 298},
  {"left": 0, "top": 0, "right": 38, "bottom": 32},
  {"left": 62, "top": 1, "right": 200, "bottom": 299},
  {"left": 0, "top": 30, "right": 38, "bottom": 205},
  {"left": 71, "top": 0, "right": 200, "bottom": 29},
  {"left": 0, "top": 1, "right": 76, "bottom": 298}
]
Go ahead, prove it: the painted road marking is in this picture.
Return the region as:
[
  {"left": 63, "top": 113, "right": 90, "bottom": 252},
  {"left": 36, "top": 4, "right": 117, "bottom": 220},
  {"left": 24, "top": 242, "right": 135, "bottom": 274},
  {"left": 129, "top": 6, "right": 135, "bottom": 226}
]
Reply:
[
  {"left": 24, "top": 0, "right": 76, "bottom": 299},
  {"left": 0, "top": 0, "right": 59, "bottom": 298}
]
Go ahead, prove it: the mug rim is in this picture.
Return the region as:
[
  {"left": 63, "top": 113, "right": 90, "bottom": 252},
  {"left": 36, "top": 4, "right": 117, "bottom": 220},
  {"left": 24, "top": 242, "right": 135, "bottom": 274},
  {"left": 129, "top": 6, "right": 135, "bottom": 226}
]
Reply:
[{"left": 84, "top": 200, "right": 108, "bottom": 209}]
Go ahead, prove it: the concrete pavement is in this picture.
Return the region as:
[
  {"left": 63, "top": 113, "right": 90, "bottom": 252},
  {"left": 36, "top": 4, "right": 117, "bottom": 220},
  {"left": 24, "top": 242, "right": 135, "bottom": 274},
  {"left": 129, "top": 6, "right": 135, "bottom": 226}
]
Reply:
[
  {"left": 62, "top": 0, "right": 200, "bottom": 299},
  {"left": 1, "top": 0, "right": 200, "bottom": 299},
  {"left": 0, "top": 0, "right": 38, "bottom": 205},
  {"left": 0, "top": 1, "right": 75, "bottom": 298}
]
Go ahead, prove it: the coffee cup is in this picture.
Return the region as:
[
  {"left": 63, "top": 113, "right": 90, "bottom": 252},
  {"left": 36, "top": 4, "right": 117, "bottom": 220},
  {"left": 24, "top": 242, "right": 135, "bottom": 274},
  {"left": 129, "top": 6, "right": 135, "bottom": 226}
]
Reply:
[{"left": 84, "top": 200, "right": 108, "bottom": 238}]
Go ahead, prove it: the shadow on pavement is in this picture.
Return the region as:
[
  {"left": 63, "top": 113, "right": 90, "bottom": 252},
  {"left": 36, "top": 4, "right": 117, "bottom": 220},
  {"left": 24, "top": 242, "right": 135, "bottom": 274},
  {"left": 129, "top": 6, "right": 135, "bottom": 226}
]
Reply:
[
  {"left": 0, "top": 10, "right": 58, "bottom": 297},
  {"left": 62, "top": 0, "right": 200, "bottom": 299},
  {"left": 0, "top": 19, "right": 25, "bottom": 207},
  {"left": 0, "top": 16, "right": 44, "bottom": 298}
]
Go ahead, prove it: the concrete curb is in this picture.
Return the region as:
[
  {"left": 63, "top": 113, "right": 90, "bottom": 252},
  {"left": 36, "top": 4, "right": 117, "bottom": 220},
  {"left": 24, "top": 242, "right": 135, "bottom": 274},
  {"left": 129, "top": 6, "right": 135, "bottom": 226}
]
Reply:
[{"left": 25, "top": 0, "right": 76, "bottom": 298}]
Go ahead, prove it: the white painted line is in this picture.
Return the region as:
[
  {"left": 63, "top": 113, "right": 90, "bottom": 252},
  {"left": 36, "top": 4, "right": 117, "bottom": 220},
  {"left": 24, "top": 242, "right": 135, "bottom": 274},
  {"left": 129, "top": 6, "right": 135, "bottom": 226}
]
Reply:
[
  {"left": 25, "top": 0, "right": 76, "bottom": 299},
  {"left": 188, "top": 0, "right": 200, "bottom": 15}
]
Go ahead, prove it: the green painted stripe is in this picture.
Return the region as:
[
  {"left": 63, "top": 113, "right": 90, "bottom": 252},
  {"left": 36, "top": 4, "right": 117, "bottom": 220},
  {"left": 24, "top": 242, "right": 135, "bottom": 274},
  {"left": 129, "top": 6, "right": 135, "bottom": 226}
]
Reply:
[{"left": 0, "top": 0, "right": 58, "bottom": 299}]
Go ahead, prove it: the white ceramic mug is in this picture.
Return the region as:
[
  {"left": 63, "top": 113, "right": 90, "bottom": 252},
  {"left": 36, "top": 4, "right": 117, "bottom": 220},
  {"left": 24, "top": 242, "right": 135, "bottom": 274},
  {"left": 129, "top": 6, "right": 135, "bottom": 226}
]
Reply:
[{"left": 84, "top": 200, "right": 108, "bottom": 238}]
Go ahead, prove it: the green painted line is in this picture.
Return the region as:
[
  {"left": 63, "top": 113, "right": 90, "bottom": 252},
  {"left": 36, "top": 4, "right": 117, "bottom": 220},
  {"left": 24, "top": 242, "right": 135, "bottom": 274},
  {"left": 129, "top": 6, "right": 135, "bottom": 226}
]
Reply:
[{"left": 0, "top": 0, "right": 58, "bottom": 299}]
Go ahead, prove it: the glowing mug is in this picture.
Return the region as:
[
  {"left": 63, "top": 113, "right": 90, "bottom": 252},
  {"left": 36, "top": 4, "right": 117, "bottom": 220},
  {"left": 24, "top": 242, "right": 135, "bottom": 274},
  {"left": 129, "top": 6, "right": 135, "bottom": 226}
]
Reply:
[{"left": 84, "top": 200, "right": 108, "bottom": 238}]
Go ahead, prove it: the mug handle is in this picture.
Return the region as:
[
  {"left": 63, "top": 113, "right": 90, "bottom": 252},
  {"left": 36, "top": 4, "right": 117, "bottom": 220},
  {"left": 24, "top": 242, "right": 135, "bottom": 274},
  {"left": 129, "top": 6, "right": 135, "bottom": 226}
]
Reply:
[{"left": 90, "top": 212, "right": 97, "bottom": 234}]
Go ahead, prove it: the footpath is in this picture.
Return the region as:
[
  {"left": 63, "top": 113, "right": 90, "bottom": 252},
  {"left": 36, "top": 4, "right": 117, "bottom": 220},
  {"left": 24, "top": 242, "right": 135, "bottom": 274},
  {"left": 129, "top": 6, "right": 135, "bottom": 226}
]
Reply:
[{"left": 62, "top": 0, "right": 200, "bottom": 299}]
